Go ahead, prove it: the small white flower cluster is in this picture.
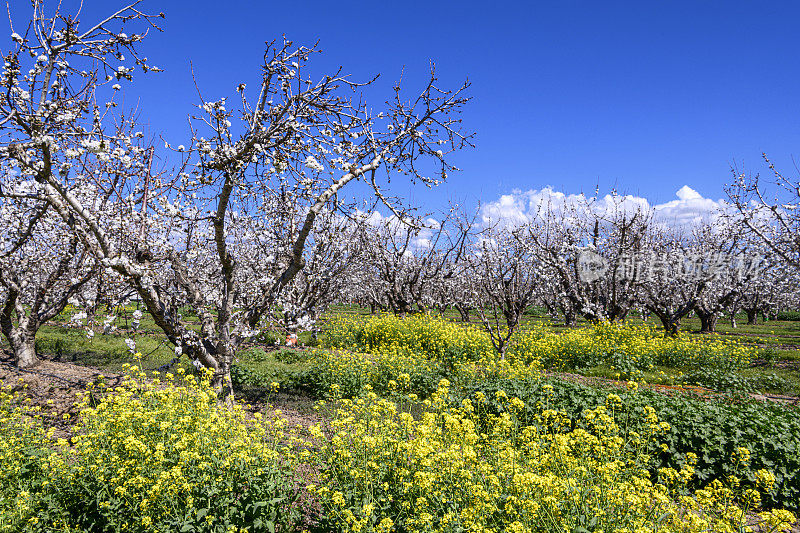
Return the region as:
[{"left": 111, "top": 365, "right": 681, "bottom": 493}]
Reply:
[
  {"left": 124, "top": 338, "right": 136, "bottom": 354},
  {"left": 103, "top": 315, "right": 116, "bottom": 335},
  {"left": 69, "top": 311, "right": 87, "bottom": 326},
  {"left": 81, "top": 139, "right": 106, "bottom": 154},
  {"left": 295, "top": 314, "right": 314, "bottom": 331},
  {"left": 131, "top": 309, "right": 143, "bottom": 330},
  {"left": 239, "top": 328, "right": 260, "bottom": 339},
  {"left": 305, "top": 155, "right": 324, "bottom": 172}
]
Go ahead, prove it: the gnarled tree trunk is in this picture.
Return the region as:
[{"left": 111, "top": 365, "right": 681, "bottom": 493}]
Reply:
[
  {"left": 455, "top": 303, "right": 472, "bottom": 323},
  {"left": 0, "top": 306, "right": 39, "bottom": 368},
  {"left": 563, "top": 307, "right": 578, "bottom": 327},
  {"left": 659, "top": 316, "right": 680, "bottom": 337},
  {"left": 0, "top": 287, "right": 39, "bottom": 368},
  {"left": 697, "top": 310, "right": 718, "bottom": 333},
  {"left": 9, "top": 332, "right": 37, "bottom": 368}
]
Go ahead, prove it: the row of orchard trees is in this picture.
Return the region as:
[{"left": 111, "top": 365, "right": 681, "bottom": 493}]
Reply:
[
  {"left": 0, "top": 2, "right": 798, "bottom": 390},
  {"left": 347, "top": 190, "right": 799, "bottom": 357},
  {"left": 0, "top": 1, "right": 472, "bottom": 399}
]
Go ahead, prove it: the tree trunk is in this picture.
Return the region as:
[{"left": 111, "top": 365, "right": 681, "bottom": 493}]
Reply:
[
  {"left": 730, "top": 312, "right": 737, "bottom": 329},
  {"left": 391, "top": 298, "right": 414, "bottom": 316},
  {"left": 608, "top": 308, "right": 629, "bottom": 323},
  {"left": 7, "top": 331, "right": 38, "bottom": 369},
  {"left": 211, "top": 357, "right": 235, "bottom": 405},
  {"left": 698, "top": 311, "right": 718, "bottom": 333},
  {"left": 746, "top": 308, "right": 758, "bottom": 325},
  {"left": 497, "top": 338, "right": 507, "bottom": 361},
  {"left": 659, "top": 316, "right": 680, "bottom": 337},
  {"left": 455, "top": 305, "right": 471, "bottom": 323},
  {"left": 0, "top": 302, "right": 39, "bottom": 368},
  {"left": 564, "top": 308, "right": 577, "bottom": 327}
]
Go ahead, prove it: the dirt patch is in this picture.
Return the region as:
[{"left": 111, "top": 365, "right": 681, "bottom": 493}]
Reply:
[
  {"left": 0, "top": 353, "right": 123, "bottom": 437},
  {"left": 545, "top": 369, "right": 800, "bottom": 405},
  {"left": 0, "top": 352, "right": 324, "bottom": 435}
]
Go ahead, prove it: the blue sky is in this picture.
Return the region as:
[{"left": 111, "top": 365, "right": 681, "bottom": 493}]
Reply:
[{"left": 16, "top": 0, "right": 800, "bottom": 213}]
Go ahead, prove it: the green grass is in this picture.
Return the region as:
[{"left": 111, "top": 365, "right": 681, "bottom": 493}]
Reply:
[
  {"left": 233, "top": 348, "right": 310, "bottom": 385},
  {"left": 2, "top": 304, "right": 796, "bottom": 397},
  {"left": 34, "top": 325, "right": 181, "bottom": 373},
  {"left": 771, "top": 348, "right": 800, "bottom": 362}
]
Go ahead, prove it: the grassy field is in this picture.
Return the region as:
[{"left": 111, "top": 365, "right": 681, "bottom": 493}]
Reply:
[{"left": 13, "top": 304, "right": 798, "bottom": 398}]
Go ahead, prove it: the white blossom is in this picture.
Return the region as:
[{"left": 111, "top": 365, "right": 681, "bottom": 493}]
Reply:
[
  {"left": 124, "top": 338, "right": 136, "bottom": 354},
  {"left": 304, "top": 155, "right": 324, "bottom": 172}
]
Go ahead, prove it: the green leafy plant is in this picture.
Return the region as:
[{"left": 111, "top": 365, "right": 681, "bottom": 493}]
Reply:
[{"left": 457, "top": 376, "right": 800, "bottom": 512}]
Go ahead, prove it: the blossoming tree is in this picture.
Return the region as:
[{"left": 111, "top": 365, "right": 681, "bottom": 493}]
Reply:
[
  {"left": 0, "top": 1, "right": 472, "bottom": 397},
  {"left": 727, "top": 155, "right": 800, "bottom": 272},
  {"left": 358, "top": 209, "right": 471, "bottom": 315},
  {"left": 0, "top": 191, "right": 96, "bottom": 367},
  {"left": 466, "top": 226, "right": 541, "bottom": 357},
  {"left": 523, "top": 192, "right": 651, "bottom": 323}
]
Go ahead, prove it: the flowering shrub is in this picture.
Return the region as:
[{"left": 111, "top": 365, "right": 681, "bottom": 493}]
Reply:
[
  {"left": 309, "top": 379, "right": 796, "bottom": 532},
  {"left": 512, "top": 321, "right": 757, "bottom": 381},
  {"left": 321, "top": 313, "right": 494, "bottom": 367},
  {"left": 0, "top": 367, "right": 302, "bottom": 532}
]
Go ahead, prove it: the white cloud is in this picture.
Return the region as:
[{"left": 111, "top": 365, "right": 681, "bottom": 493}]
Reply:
[
  {"left": 353, "top": 209, "right": 437, "bottom": 252},
  {"left": 480, "top": 185, "right": 725, "bottom": 229},
  {"left": 653, "top": 185, "right": 722, "bottom": 226}
]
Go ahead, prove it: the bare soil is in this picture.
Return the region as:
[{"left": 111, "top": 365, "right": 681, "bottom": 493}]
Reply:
[
  {"left": 545, "top": 369, "right": 800, "bottom": 405},
  {"left": 0, "top": 352, "right": 323, "bottom": 434}
]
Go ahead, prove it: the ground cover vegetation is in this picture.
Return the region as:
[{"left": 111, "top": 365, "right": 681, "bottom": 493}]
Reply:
[
  {"left": 1, "top": 344, "right": 798, "bottom": 531},
  {"left": 309, "top": 314, "right": 800, "bottom": 513}
]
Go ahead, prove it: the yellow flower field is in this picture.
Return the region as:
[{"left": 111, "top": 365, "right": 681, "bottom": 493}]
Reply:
[
  {"left": 321, "top": 313, "right": 758, "bottom": 384},
  {"left": 309, "top": 379, "right": 795, "bottom": 532}
]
